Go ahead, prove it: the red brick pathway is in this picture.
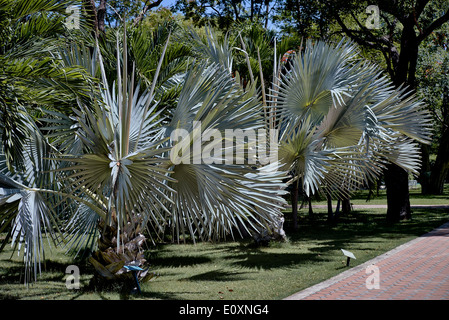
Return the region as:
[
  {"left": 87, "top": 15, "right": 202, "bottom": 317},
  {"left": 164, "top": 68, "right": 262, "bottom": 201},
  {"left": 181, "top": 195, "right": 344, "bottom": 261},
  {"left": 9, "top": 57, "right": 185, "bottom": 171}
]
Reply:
[{"left": 285, "top": 221, "right": 449, "bottom": 300}]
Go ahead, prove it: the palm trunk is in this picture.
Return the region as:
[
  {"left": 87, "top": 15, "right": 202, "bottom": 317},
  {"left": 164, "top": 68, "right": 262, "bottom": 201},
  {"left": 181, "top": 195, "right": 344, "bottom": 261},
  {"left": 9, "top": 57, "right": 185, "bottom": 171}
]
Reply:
[
  {"left": 342, "top": 198, "right": 351, "bottom": 214},
  {"left": 327, "top": 194, "right": 333, "bottom": 222},
  {"left": 384, "top": 163, "right": 411, "bottom": 222},
  {"left": 88, "top": 214, "right": 155, "bottom": 291},
  {"left": 428, "top": 125, "right": 449, "bottom": 194},
  {"left": 308, "top": 196, "right": 313, "bottom": 217},
  {"left": 291, "top": 181, "right": 299, "bottom": 231}
]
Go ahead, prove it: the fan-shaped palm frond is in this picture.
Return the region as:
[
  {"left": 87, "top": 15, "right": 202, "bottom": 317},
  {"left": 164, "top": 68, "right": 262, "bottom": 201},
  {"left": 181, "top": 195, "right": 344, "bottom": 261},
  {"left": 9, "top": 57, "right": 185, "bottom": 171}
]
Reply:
[
  {"left": 57, "top": 35, "right": 174, "bottom": 240},
  {"left": 0, "top": 130, "right": 62, "bottom": 284},
  {"left": 275, "top": 39, "right": 360, "bottom": 123},
  {"left": 185, "top": 26, "right": 234, "bottom": 75},
  {"left": 158, "top": 60, "right": 288, "bottom": 241}
]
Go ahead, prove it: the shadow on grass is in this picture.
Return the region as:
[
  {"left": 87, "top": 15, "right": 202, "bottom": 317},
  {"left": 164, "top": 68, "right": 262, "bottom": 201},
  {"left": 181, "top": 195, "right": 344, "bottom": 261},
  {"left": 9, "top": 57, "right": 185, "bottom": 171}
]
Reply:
[
  {"left": 149, "top": 255, "right": 212, "bottom": 268},
  {"left": 228, "top": 251, "right": 331, "bottom": 270},
  {"left": 184, "top": 269, "right": 251, "bottom": 281},
  {"left": 136, "top": 290, "right": 201, "bottom": 300},
  {"left": 286, "top": 208, "right": 449, "bottom": 237},
  {"left": 147, "top": 208, "right": 449, "bottom": 276},
  {"left": 339, "top": 185, "right": 449, "bottom": 203},
  {"left": 0, "top": 259, "right": 70, "bottom": 284}
]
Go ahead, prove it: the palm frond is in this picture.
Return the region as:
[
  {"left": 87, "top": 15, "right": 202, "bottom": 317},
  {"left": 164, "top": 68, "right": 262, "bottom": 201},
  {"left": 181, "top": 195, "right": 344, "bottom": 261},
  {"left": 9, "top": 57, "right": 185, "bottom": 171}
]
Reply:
[
  {"left": 185, "top": 26, "right": 234, "bottom": 74},
  {"left": 160, "top": 61, "right": 288, "bottom": 241},
  {"left": 0, "top": 130, "right": 62, "bottom": 284},
  {"left": 275, "top": 39, "right": 359, "bottom": 124}
]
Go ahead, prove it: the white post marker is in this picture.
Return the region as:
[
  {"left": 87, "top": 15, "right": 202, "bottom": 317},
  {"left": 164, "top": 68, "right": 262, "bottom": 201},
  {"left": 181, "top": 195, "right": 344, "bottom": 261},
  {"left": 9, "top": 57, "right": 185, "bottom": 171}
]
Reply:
[{"left": 341, "top": 249, "right": 356, "bottom": 267}]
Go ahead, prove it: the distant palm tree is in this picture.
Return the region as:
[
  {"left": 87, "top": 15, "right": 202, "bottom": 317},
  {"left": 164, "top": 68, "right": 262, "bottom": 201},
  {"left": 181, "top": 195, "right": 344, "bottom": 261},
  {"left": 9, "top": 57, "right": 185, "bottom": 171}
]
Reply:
[{"left": 272, "top": 39, "right": 432, "bottom": 227}]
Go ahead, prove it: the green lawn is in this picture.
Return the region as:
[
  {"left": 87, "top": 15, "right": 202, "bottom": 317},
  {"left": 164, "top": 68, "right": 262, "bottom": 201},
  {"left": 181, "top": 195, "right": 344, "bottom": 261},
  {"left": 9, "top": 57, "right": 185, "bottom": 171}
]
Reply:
[{"left": 1, "top": 198, "right": 448, "bottom": 300}]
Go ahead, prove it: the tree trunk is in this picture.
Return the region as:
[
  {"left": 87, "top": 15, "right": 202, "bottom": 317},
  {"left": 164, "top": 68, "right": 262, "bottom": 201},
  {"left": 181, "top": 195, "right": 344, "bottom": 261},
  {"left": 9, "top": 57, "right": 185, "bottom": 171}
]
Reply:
[
  {"left": 342, "top": 198, "right": 351, "bottom": 214},
  {"left": 419, "top": 144, "right": 431, "bottom": 194},
  {"left": 427, "top": 125, "right": 449, "bottom": 194},
  {"left": 250, "top": 0, "right": 254, "bottom": 21},
  {"left": 384, "top": 20, "right": 418, "bottom": 222},
  {"left": 82, "top": 0, "right": 107, "bottom": 37},
  {"left": 291, "top": 181, "right": 299, "bottom": 231},
  {"left": 327, "top": 194, "right": 333, "bottom": 222},
  {"left": 97, "top": 0, "right": 107, "bottom": 34},
  {"left": 394, "top": 22, "right": 418, "bottom": 88},
  {"left": 384, "top": 163, "right": 411, "bottom": 222},
  {"left": 133, "top": 0, "right": 164, "bottom": 26},
  {"left": 308, "top": 196, "right": 313, "bottom": 217},
  {"left": 426, "top": 88, "right": 449, "bottom": 195},
  {"left": 230, "top": 0, "right": 240, "bottom": 21}
]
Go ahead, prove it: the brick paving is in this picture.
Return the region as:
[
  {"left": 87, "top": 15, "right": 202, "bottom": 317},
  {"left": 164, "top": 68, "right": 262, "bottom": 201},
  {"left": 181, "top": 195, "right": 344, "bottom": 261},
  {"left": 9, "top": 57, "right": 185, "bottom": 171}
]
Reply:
[{"left": 285, "top": 221, "right": 449, "bottom": 300}]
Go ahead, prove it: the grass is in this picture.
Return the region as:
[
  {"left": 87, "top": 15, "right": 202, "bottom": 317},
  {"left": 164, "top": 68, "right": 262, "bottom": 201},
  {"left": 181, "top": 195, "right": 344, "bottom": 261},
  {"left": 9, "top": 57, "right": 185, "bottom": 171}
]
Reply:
[
  {"left": 1, "top": 184, "right": 448, "bottom": 300},
  {"left": 1, "top": 198, "right": 448, "bottom": 300}
]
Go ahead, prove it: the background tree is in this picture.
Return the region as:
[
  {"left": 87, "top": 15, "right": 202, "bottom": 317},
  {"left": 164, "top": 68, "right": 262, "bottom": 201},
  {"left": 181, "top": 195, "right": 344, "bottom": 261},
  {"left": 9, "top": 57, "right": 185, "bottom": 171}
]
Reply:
[
  {"left": 173, "top": 0, "right": 277, "bottom": 30},
  {"left": 0, "top": 0, "right": 97, "bottom": 172},
  {"left": 82, "top": 0, "right": 164, "bottom": 36},
  {"left": 273, "top": 39, "right": 431, "bottom": 230},
  {"left": 415, "top": 24, "right": 449, "bottom": 194},
  {"left": 273, "top": 0, "right": 330, "bottom": 38}
]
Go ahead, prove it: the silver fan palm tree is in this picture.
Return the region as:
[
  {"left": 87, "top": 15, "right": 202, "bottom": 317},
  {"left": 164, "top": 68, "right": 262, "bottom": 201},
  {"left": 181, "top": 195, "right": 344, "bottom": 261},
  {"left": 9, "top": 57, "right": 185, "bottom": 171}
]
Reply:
[
  {"left": 271, "top": 39, "right": 432, "bottom": 214},
  {"left": 59, "top": 27, "right": 289, "bottom": 282}
]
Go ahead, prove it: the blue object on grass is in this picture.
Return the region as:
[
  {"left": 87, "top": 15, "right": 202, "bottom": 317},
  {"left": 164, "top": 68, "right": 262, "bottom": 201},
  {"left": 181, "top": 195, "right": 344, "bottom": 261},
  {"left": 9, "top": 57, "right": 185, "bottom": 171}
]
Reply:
[
  {"left": 124, "top": 265, "right": 144, "bottom": 293},
  {"left": 124, "top": 265, "right": 144, "bottom": 271}
]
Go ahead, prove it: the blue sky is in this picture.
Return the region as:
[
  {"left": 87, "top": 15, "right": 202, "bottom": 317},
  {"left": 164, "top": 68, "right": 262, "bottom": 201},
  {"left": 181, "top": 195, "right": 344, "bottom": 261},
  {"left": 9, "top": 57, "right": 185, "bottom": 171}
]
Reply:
[{"left": 160, "top": 0, "right": 178, "bottom": 9}]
